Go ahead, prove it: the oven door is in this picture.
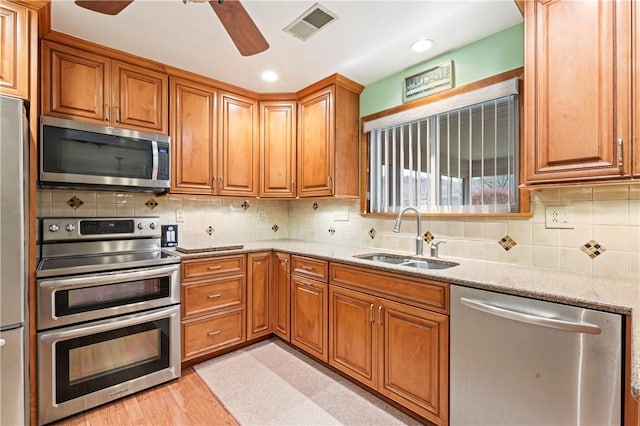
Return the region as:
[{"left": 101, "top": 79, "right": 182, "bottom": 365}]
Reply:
[
  {"left": 37, "top": 305, "right": 181, "bottom": 425},
  {"left": 37, "top": 264, "right": 180, "bottom": 330}
]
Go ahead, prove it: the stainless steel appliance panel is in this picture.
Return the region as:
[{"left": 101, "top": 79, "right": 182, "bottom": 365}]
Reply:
[
  {"left": 0, "top": 96, "right": 27, "bottom": 329},
  {"left": 1, "top": 327, "right": 25, "bottom": 426},
  {"left": 450, "top": 285, "right": 622, "bottom": 426}
]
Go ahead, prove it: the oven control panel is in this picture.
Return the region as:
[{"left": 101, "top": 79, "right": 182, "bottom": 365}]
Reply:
[{"left": 41, "top": 217, "right": 160, "bottom": 241}]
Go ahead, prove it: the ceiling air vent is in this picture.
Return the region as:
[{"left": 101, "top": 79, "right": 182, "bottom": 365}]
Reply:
[{"left": 283, "top": 3, "right": 338, "bottom": 41}]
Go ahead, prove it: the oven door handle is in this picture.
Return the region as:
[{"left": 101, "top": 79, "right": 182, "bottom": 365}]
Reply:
[
  {"left": 38, "top": 264, "right": 180, "bottom": 291},
  {"left": 39, "top": 305, "right": 179, "bottom": 342}
]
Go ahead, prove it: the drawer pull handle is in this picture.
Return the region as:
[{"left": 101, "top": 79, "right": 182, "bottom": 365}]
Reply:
[
  {"left": 207, "top": 265, "right": 223, "bottom": 270},
  {"left": 207, "top": 293, "right": 223, "bottom": 299},
  {"left": 207, "top": 330, "right": 222, "bottom": 336},
  {"left": 301, "top": 266, "right": 314, "bottom": 271}
]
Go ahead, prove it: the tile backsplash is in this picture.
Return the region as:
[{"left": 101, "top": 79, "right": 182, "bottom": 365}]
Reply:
[{"left": 38, "top": 184, "right": 640, "bottom": 281}]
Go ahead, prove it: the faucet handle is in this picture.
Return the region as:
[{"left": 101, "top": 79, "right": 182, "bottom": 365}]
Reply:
[
  {"left": 430, "top": 240, "right": 446, "bottom": 248},
  {"left": 430, "top": 240, "right": 446, "bottom": 258}
]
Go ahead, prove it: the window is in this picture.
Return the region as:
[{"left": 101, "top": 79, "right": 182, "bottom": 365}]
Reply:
[{"left": 364, "top": 76, "right": 519, "bottom": 214}]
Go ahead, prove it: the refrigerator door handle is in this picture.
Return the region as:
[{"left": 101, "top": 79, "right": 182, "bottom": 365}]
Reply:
[
  {"left": 0, "top": 339, "right": 5, "bottom": 347},
  {"left": 460, "top": 297, "right": 602, "bottom": 335}
]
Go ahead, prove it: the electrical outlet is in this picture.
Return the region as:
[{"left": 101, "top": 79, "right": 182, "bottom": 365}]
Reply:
[
  {"left": 175, "top": 209, "right": 184, "bottom": 222},
  {"left": 545, "top": 206, "right": 574, "bottom": 229},
  {"left": 334, "top": 208, "right": 349, "bottom": 221}
]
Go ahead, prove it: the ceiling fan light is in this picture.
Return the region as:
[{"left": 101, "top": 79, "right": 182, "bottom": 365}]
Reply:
[
  {"left": 411, "top": 39, "right": 434, "bottom": 53},
  {"left": 261, "top": 70, "right": 278, "bottom": 82}
]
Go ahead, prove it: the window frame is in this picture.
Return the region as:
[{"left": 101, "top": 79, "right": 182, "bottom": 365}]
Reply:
[{"left": 360, "top": 67, "right": 531, "bottom": 218}]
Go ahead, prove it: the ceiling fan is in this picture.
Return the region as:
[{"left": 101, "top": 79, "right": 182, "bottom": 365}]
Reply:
[{"left": 74, "top": 0, "right": 269, "bottom": 56}]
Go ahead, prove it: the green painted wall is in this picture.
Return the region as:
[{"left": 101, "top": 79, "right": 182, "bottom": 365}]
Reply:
[{"left": 360, "top": 23, "right": 524, "bottom": 117}]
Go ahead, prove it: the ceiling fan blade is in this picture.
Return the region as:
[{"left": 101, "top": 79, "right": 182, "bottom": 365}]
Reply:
[
  {"left": 209, "top": 0, "right": 269, "bottom": 56},
  {"left": 75, "top": 1, "right": 133, "bottom": 16}
]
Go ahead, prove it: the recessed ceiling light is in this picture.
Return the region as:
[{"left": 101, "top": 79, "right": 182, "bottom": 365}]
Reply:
[
  {"left": 261, "top": 70, "right": 279, "bottom": 82},
  {"left": 411, "top": 39, "right": 434, "bottom": 53}
]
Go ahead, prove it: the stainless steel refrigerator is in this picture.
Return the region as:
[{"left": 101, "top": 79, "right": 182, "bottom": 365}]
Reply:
[{"left": 1, "top": 95, "right": 29, "bottom": 426}]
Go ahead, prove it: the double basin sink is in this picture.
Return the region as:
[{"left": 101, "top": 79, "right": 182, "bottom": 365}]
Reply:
[{"left": 353, "top": 253, "right": 458, "bottom": 270}]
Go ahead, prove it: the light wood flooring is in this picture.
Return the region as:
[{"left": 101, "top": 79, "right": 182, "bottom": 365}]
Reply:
[{"left": 52, "top": 368, "right": 238, "bottom": 426}]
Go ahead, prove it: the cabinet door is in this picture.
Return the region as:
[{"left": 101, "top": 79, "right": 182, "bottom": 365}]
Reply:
[
  {"left": 42, "top": 41, "right": 110, "bottom": 124},
  {"left": 378, "top": 299, "right": 448, "bottom": 426},
  {"left": 328, "top": 286, "right": 377, "bottom": 388},
  {"left": 260, "top": 101, "right": 296, "bottom": 198},
  {"left": 524, "top": 0, "right": 632, "bottom": 183},
  {"left": 0, "top": 1, "right": 28, "bottom": 98},
  {"left": 271, "top": 252, "right": 291, "bottom": 341},
  {"left": 290, "top": 276, "right": 328, "bottom": 362},
  {"left": 170, "top": 77, "right": 217, "bottom": 194},
  {"left": 112, "top": 60, "right": 168, "bottom": 134},
  {"left": 634, "top": 1, "right": 640, "bottom": 177},
  {"left": 297, "top": 86, "right": 335, "bottom": 197},
  {"left": 182, "top": 308, "right": 245, "bottom": 361},
  {"left": 247, "top": 252, "right": 271, "bottom": 340},
  {"left": 218, "top": 91, "right": 258, "bottom": 196}
]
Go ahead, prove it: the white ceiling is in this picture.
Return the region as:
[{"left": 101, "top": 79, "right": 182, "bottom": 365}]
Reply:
[{"left": 50, "top": 0, "right": 523, "bottom": 93}]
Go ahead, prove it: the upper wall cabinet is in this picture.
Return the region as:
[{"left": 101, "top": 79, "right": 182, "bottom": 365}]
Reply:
[
  {"left": 634, "top": 1, "right": 640, "bottom": 177},
  {"left": 0, "top": 1, "right": 29, "bottom": 99},
  {"left": 218, "top": 90, "right": 259, "bottom": 196},
  {"left": 296, "top": 75, "right": 363, "bottom": 198},
  {"left": 259, "top": 100, "right": 297, "bottom": 198},
  {"left": 523, "top": 0, "right": 632, "bottom": 183},
  {"left": 170, "top": 76, "right": 217, "bottom": 194},
  {"left": 42, "top": 40, "right": 168, "bottom": 134}
]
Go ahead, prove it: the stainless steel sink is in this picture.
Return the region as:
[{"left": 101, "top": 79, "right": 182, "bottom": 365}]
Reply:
[{"left": 353, "top": 253, "right": 458, "bottom": 270}]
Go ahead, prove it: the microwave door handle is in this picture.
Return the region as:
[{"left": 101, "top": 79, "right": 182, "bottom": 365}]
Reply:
[
  {"left": 38, "top": 264, "right": 179, "bottom": 291},
  {"left": 39, "top": 305, "right": 180, "bottom": 342},
  {"left": 151, "top": 140, "right": 159, "bottom": 180}
]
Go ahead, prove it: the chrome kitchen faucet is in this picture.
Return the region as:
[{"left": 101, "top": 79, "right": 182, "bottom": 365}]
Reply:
[{"left": 392, "top": 206, "right": 423, "bottom": 257}]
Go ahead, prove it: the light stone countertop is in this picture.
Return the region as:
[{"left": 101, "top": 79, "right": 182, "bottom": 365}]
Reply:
[{"left": 170, "top": 239, "right": 640, "bottom": 400}]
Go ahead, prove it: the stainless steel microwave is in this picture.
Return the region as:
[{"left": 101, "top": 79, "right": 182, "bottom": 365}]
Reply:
[{"left": 39, "top": 116, "right": 170, "bottom": 192}]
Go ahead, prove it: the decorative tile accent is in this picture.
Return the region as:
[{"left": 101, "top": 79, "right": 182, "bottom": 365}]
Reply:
[
  {"left": 66, "top": 195, "right": 84, "bottom": 209},
  {"left": 423, "top": 231, "right": 434, "bottom": 243},
  {"left": 272, "top": 224, "right": 279, "bottom": 232},
  {"left": 328, "top": 227, "right": 335, "bottom": 235},
  {"left": 498, "top": 235, "right": 517, "bottom": 251},
  {"left": 205, "top": 226, "right": 214, "bottom": 236},
  {"left": 241, "top": 200, "right": 250, "bottom": 210},
  {"left": 145, "top": 198, "right": 158, "bottom": 209},
  {"left": 368, "top": 228, "right": 377, "bottom": 239},
  {"left": 312, "top": 202, "right": 319, "bottom": 211},
  {"left": 581, "top": 239, "right": 606, "bottom": 259}
]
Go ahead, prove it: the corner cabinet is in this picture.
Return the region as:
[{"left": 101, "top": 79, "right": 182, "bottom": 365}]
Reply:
[
  {"left": 247, "top": 252, "right": 271, "bottom": 340},
  {"left": 329, "top": 263, "right": 449, "bottom": 426},
  {"left": 524, "top": 0, "right": 633, "bottom": 183},
  {"left": 271, "top": 252, "right": 291, "bottom": 341},
  {"left": 41, "top": 40, "right": 168, "bottom": 134},
  {"left": 259, "top": 100, "right": 297, "bottom": 198},
  {"left": 296, "top": 75, "right": 363, "bottom": 197}
]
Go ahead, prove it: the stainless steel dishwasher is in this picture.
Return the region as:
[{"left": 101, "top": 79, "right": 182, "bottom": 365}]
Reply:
[{"left": 450, "top": 285, "right": 622, "bottom": 426}]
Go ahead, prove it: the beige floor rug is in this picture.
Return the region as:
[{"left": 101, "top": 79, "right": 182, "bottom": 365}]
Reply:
[{"left": 193, "top": 338, "right": 423, "bottom": 426}]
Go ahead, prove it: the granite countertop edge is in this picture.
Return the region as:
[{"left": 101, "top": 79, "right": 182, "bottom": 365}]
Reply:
[{"left": 169, "top": 239, "right": 640, "bottom": 400}]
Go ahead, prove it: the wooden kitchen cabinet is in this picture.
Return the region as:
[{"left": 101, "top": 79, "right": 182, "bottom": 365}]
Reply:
[
  {"left": 247, "top": 252, "right": 271, "bottom": 340},
  {"left": 218, "top": 90, "right": 259, "bottom": 196},
  {"left": 271, "top": 252, "right": 291, "bottom": 341},
  {"left": 42, "top": 40, "right": 168, "bottom": 134},
  {"left": 329, "top": 263, "right": 449, "bottom": 425},
  {"left": 290, "top": 256, "right": 329, "bottom": 362},
  {"left": 181, "top": 255, "right": 246, "bottom": 362},
  {"left": 259, "top": 100, "right": 297, "bottom": 198},
  {"left": 0, "top": 1, "right": 29, "bottom": 99},
  {"left": 296, "top": 75, "right": 363, "bottom": 197},
  {"left": 524, "top": 0, "right": 632, "bottom": 183},
  {"left": 170, "top": 76, "right": 217, "bottom": 194},
  {"left": 633, "top": 1, "right": 640, "bottom": 177}
]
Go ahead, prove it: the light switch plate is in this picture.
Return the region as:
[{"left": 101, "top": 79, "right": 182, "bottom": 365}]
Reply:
[
  {"left": 545, "top": 205, "right": 574, "bottom": 229},
  {"left": 334, "top": 208, "right": 349, "bottom": 221}
]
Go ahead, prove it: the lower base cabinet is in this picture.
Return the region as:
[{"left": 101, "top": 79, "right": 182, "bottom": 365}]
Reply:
[
  {"left": 290, "top": 275, "right": 328, "bottom": 362},
  {"left": 182, "top": 308, "right": 245, "bottom": 360},
  {"left": 329, "top": 285, "right": 449, "bottom": 426}
]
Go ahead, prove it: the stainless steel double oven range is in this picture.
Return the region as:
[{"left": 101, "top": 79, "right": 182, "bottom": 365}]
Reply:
[{"left": 36, "top": 216, "right": 181, "bottom": 425}]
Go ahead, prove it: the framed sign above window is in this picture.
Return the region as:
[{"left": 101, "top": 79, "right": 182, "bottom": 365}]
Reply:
[{"left": 403, "top": 60, "right": 454, "bottom": 102}]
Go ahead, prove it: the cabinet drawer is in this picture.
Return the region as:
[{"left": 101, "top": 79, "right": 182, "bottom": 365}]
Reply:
[
  {"left": 330, "top": 263, "right": 449, "bottom": 314},
  {"left": 182, "top": 255, "right": 245, "bottom": 280},
  {"left": 291, "top": 256, "right": 328, "bottom": 282},
  {"left": 182, "top": 308, "right": 245, "bottom": 360},
  {"left": 182, "top": 276, "right": 245, "bottom": 317}
]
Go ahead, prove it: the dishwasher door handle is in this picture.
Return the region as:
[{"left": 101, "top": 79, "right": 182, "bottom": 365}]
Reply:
[{"left": 459, "top": 297, "right": 602, "bottom": 335}]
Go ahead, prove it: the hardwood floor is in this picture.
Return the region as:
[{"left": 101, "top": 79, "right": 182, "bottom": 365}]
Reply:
[{"left": 52, "top": 368, "right": 238, "bottom": 426}]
